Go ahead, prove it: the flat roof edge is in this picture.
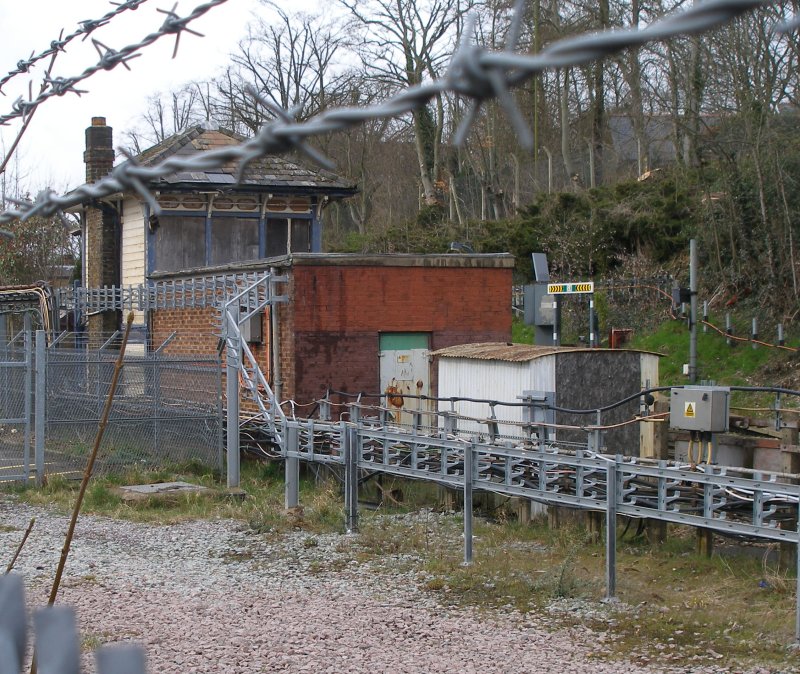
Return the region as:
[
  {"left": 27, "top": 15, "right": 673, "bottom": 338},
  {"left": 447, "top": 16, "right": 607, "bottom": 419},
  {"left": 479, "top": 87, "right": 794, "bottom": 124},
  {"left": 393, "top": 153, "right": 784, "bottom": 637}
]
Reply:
[{"left": 149, "top": 253, "right": 516, "bottom": 279}]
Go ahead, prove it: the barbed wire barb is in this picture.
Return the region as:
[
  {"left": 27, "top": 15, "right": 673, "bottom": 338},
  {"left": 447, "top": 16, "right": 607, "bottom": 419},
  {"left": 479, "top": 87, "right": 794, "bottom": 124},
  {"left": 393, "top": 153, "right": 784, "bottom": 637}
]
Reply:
[
  {"left": 0, "top": 0, "right": 229, "bottom": 126},
  {"left": 0, "top": 0, "right": 151, "bottom": 94},
  {"left": 157, "top": 2, "right": 206, "bottom": 58}
]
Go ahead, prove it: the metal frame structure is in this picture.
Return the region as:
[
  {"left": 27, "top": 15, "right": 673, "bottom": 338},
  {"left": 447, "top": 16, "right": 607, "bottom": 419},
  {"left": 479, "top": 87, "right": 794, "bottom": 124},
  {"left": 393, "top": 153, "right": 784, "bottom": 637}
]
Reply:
[{"left": 273, "top": 411, "right": 800, "bottom": 641}]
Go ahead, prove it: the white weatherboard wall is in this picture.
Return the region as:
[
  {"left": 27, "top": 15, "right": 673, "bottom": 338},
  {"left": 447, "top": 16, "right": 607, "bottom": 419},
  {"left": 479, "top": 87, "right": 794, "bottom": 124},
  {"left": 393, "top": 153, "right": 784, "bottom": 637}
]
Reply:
[
  {"left": 437, "top": 356, "right": 556, "bottom": 438},
  {"left": 121, "top": 197, "right": 146, "bottom": 325}
]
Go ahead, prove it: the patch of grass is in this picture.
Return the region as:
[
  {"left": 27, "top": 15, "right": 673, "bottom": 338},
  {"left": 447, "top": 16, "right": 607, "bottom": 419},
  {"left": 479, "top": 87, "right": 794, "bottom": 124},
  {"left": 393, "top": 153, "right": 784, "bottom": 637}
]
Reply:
[
  {"left": 5, "top": 459, "right": 345, "bottom": 533},
  {"left": 512, "top": 317, "right": 536, "bottom": 344},
  {"left": 628, "top": 314, "right": 800, "bottom": 412}
]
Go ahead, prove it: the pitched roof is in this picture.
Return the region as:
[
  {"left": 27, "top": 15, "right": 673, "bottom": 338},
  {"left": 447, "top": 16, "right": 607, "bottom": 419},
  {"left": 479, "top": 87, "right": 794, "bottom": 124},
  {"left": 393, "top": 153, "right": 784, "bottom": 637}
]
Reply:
[{"left": 133, "top": 124, "right": 356, "bottom": 195}]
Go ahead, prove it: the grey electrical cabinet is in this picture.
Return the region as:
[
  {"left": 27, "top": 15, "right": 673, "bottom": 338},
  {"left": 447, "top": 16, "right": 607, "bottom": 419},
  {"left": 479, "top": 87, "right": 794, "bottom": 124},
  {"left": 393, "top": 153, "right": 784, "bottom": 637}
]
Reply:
[
  {"left": 240, "top": 310, "right": 264, "bottom": 344},
  {"left": 669, "top": 386, "right": 730, "bottom": 433}
]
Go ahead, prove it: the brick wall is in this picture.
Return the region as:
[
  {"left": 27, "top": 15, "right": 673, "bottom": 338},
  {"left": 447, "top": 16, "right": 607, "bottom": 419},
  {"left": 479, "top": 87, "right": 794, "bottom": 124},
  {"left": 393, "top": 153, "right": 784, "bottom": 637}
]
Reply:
[
  {"left": 148, "top": 257, "right": 513, "bottom": 413},
  {"left": 283, "top": 264, "right": 512, "bottom": 406}
]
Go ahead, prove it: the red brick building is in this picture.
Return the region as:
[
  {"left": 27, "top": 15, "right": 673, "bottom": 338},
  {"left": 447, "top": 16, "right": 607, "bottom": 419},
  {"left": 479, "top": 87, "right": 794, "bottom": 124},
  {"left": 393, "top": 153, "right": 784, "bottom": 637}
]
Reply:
[{"left": 151, "top": 253, "right": 514, "bottom": 408}]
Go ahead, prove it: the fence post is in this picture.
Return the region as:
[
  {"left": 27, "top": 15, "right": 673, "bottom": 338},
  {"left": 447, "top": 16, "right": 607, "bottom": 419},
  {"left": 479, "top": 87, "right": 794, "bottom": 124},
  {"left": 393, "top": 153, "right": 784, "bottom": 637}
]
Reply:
[
  {"left": 152, "top": 355, "right": 161, "bottom": 463},
  {"left": 225, "top": 308, "right": 241, "bottom": 489},
  {"left": 463, "top": 440, "right": 475, "bottom": 564},
  {"left": 34, "top": 606, "right": 80, "bottom": 674},
  {"left": 285, "top": 424, "right": 300, "bottom": 509},
  {"left": 95, "top": 644, "right": 147, "bottom": 674},
  {"left": 35, "top": 331, "right": 46, "bottom": 487},
  {"left": 726, "top": 313, "right": 733, "bottom": 346},
  {"left": 23, "top": 315, "right": 32, "bottom": 483},
  {"left": 605, "top": 456, "right": 619, "bottom": 600},
  {"left": 344, "top": 424, "right": 359, "bottom": 533},
  {"left": 0, "top": 574, "right": 26, "bottom": 673}
]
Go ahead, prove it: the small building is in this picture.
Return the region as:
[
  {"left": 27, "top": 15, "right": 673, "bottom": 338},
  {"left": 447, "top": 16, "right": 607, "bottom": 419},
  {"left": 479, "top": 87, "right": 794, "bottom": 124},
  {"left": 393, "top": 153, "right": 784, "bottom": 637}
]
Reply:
[
  {"left": 151, "top": 254, "right": 515, "bottom": 409},
  {"left": 432, "top": 343, "right": 661, "bottom": 455},
  {"left": 74, "top": 117, "right": 356, "bottom": 340},
  {"left": 65, "top": 116, "right": 516, "bottom": 411}
]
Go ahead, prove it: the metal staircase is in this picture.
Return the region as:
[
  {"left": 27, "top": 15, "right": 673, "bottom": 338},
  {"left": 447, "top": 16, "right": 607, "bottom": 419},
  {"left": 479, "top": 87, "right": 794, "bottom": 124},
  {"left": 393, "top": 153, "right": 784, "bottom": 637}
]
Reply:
[{"left": 221, "top": 273, "right": 288, "bottom": 485}]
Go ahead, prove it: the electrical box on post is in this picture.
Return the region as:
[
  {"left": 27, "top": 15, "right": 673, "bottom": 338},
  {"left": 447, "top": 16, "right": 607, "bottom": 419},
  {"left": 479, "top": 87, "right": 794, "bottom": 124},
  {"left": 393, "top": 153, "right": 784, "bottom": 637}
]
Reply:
[{"left": 669, "top": 386, "right": 730, "bottom": 433}]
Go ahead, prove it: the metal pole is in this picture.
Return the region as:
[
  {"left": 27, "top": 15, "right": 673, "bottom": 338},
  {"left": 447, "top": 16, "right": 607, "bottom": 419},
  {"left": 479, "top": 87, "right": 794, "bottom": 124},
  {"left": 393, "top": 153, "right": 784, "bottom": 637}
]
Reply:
[
  {"left": 726, "top": 313, "right": 732, "bottom": 346},
  {"left": 345, "top": 425, "right": 359, "bottom": 533},
  {"left": 553, "top": 297, "right": 561, "bottom": 346},
  {"left": 23, "top": 314, "right": 32, "bottom": 482},
  {"left": 752, "top": 318, "right": 758, "bottom": 349},
  {"left": 269, "top": 268, "right": 282, "bottom": 404},
  {"left": 34, "top": 331, "right": 46, "bottom": 486},
  {"left": 588, "top": 296, "right": 595, "bottom": 347},
  {"left": 689, "top": 239, "right": 698, "bottom": 384},
  {"left": 605, "top": 457, "right": 618, "bottom": 599},
  {"left": 225, "top": 307, "right": 241, "bottom": 489},
  {"left": 464, "top": 440, "right": 474, "bottom": 564},
  {"left": 779, "top": 323, "right": 785, "bottom": 347},
  {"left": 702, "top": 301, "right": 708, "bottom": 333},
  {"left": 285, "top": 424, "right": 299, "bottom": 509}
]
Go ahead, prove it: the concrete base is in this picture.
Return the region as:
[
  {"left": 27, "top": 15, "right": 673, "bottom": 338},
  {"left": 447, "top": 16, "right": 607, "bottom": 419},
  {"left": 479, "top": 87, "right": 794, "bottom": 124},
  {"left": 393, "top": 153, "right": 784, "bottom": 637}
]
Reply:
[{"left": 115, "top": 481, "right": 211, "bottom": 503}]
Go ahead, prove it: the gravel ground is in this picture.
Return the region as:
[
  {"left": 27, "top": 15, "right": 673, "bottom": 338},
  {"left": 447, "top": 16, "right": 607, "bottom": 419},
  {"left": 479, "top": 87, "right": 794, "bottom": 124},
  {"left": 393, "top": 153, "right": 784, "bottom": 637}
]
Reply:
[{"left": 0, "top": 497, "right": 791, "bottom": 674}]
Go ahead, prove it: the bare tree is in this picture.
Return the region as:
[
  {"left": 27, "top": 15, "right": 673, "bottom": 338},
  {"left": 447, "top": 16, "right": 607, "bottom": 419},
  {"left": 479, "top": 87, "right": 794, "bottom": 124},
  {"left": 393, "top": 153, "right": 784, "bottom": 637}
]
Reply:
[
  {"left": 123, "top": 85, "right": 205, "bottom": 153},
  {"left": 341, "top": 0, "right": 470, "bottom": 206},
  {"left": 216, "top": 2, "right": 348, "bottom": 132}
]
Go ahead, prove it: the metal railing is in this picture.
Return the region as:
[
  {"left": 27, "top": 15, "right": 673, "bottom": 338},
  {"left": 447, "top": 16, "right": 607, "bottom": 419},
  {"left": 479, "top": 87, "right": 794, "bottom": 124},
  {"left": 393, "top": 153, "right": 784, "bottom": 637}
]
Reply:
[{"left": 266, "top": 400, "right": 800, "bottom": 641}]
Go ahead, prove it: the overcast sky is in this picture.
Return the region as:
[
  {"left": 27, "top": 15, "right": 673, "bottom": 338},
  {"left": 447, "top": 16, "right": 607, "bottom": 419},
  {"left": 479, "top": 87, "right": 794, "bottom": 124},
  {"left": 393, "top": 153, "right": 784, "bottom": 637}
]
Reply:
[{"left": 0, "top": 0, "right": 274, "bottom": 193}]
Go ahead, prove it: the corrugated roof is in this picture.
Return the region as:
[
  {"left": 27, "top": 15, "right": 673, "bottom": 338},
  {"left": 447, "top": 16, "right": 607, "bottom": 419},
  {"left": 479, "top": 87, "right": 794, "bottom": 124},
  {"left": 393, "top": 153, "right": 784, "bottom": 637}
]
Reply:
[
  {"left": 133, "top": 126, "right": 357, "bottom": 193},
  {"left": 431, "top": 342, "right": 662, "bottom": 361}
]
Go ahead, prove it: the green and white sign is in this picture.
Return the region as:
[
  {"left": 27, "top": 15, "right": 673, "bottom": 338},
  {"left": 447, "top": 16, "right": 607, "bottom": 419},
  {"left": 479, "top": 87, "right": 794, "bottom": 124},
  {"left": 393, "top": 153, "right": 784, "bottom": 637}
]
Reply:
[{"left": 547, "top": 282, "right": 594, "bottom": 295}]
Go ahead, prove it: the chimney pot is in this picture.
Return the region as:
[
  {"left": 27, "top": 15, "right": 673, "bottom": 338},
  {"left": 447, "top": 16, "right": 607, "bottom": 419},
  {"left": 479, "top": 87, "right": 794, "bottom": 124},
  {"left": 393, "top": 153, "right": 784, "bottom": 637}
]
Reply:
[{"left": 91, "top": 116, "right": 107, "bottom": 127}]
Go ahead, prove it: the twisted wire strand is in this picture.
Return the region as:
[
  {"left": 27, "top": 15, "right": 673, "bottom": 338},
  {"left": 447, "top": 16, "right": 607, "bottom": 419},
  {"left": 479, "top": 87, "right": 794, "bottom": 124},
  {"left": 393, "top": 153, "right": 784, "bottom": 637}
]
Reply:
[
  {"left": 0, "top": 0, "right": 781, "bottom": 227},
  {"left": 0, "top": 0, "right": 228, "bottom": 127},
  {"left": 0, "top": 0, "right": 151, "bottom": 95}
]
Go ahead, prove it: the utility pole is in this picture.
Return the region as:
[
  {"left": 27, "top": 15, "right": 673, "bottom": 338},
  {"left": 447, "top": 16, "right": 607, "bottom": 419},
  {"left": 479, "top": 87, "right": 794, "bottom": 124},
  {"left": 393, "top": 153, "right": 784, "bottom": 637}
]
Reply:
[{"left": 689, "top": 239, "right": 698, "bottom": 384}]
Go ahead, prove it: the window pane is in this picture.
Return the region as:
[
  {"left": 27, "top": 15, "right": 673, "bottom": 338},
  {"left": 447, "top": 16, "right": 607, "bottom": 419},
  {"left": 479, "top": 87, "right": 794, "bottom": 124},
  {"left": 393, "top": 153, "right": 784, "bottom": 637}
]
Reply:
[
  {"left": 153, "top": 216, "right": 205, "bottom": 272},
  {"left": 291, "top": 220, "right": 311, "bottom": 253},
  {"left": 211, "top": 216, "right": 259, "bottom": 265},
  {"left": 266, "top": 218, "right": 288, "bottom": 257}
]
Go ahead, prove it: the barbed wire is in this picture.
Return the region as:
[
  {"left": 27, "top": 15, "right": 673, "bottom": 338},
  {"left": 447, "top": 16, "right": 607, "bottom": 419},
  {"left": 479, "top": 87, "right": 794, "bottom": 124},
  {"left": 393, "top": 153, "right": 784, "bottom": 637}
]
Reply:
[
  {"left": 0, "top": 0, "right": 790, "bottom": 229},
  {"left": 0, "top": 0, "right": 228, "bottom": 127},
  {"left": 0, "top": 0, "right": 151, "bottom": 96}
]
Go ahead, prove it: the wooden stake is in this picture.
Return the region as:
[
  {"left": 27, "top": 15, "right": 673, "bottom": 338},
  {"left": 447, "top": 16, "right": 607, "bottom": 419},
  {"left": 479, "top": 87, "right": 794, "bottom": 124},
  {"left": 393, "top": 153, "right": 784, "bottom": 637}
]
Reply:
[
  {"left": 4, "top": 517, "right": 35, "bottom": 574},
  {"left": 47, "top": 312, "right": 134, "bottom": 606}
]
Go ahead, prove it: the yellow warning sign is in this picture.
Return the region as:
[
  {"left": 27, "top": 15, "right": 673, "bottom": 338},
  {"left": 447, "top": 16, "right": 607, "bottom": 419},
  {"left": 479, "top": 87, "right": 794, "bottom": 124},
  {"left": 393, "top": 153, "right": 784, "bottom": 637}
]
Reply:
[
  {"left": 546, "top": 281, "right": 594, "bottom": 295},
  {"left": 684, "top": 402, "right": 696, "bottom": 418}
]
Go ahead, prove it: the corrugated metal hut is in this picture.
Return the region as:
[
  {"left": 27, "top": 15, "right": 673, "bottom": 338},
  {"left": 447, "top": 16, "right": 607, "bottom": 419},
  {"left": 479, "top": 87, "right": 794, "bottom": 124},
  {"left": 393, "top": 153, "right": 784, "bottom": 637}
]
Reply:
[{"left": 432, "top": 343, "right": 660, "bottom": 455}]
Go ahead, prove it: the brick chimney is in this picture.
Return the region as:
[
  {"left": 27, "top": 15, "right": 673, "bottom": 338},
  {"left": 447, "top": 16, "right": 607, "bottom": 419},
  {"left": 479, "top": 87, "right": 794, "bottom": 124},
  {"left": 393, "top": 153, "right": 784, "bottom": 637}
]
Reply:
[
  {"left": 83, "top": 117, "right": 120, "bottom": 342},
  {"left": 84, "top": 116, "right": 115, "bottom": 182}
]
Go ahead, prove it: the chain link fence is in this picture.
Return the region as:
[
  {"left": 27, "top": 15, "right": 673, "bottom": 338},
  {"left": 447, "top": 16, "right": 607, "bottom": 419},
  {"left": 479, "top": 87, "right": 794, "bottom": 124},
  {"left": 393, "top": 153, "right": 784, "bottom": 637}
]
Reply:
[
  {"left": 0, "top": 340, "right": 32, "bottom": 481},
  {"left": 0, "top": 333, "right": 223, "bottom": 482},
  {"left": 45, "top": 346, "right": 223, "bottom": 478}
]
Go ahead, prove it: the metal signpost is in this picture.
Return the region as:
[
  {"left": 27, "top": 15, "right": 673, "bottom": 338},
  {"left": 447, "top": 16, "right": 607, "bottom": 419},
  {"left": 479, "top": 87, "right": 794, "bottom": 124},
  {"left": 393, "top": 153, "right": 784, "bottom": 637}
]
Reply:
[{"left": 546, "top": 282, "right": 596, "bottom": 347}]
